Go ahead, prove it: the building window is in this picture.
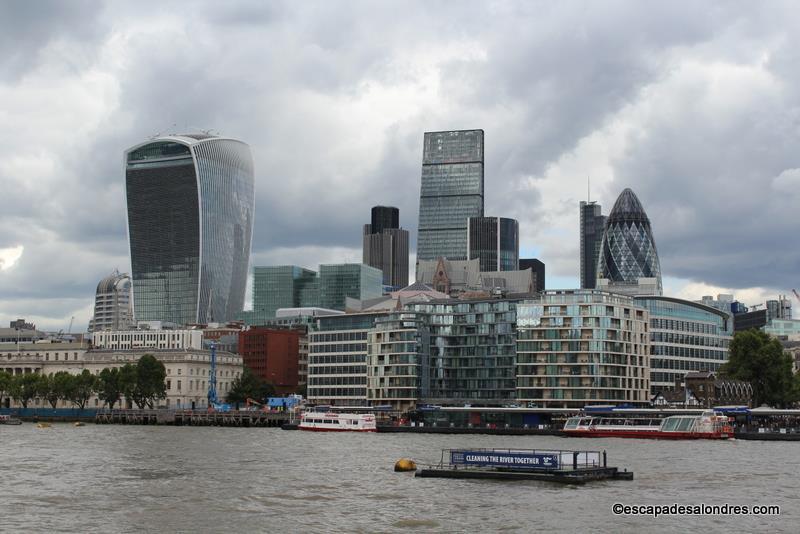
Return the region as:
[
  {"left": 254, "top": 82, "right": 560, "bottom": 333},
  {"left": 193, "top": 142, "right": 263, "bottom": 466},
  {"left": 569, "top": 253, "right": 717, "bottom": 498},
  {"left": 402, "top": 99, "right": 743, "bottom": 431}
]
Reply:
[{"left": 177, "top": 380, "right": 182, "bottom": 391}]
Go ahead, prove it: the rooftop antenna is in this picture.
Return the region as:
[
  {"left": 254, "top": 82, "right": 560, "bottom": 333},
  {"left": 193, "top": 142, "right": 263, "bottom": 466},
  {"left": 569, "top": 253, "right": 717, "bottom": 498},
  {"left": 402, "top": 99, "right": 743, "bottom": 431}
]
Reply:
[{"left": 587, "top": 175, "right": 590, "bottom": 203}]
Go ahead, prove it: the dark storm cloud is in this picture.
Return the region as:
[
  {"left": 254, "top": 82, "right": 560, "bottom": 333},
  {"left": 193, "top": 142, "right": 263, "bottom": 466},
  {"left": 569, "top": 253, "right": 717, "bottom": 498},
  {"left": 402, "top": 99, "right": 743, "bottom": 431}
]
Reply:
[{"left": 0, "top": 1, "right": 798, "bottom": 329}]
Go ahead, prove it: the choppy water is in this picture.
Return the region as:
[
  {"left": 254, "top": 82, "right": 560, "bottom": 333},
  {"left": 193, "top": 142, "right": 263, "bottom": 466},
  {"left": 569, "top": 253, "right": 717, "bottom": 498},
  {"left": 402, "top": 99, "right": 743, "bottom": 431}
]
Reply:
[{"left": 1, "top": 424, "right": 797, "bottom": 533}]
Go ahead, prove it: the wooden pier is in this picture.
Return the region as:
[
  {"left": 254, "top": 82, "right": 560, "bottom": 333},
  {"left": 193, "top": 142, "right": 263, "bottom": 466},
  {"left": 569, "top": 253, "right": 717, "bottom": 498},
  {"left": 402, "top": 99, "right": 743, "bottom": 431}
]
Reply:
[{"left": 95, "top": 409, "right": 290, "bottom": 427}]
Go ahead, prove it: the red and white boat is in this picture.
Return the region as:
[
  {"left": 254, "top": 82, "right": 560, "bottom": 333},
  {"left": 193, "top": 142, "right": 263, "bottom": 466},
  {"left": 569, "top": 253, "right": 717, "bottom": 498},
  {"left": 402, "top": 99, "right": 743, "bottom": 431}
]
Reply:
[
  {"left": 299, "top": 412, "right": 377, "bottom": 432},
  {"left": 562, "top": 410, "right": 732, "bottom": 440}
]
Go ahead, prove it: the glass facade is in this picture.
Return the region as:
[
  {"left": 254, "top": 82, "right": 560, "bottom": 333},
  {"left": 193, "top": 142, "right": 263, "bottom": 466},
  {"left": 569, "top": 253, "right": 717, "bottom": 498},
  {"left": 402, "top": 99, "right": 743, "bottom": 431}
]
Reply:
[
  {"left": 597, "top": 188, "right": 662, "bottom": 295},
  {"left": 239, "top": 266, "right": 319, "bottom": 325},
  {"left": 516, "top": 290, "right": 650, "bottom": 407},
  {"left": 406, "top": 299, "right": 518, "bottom": 403},
  {"left": 369, "top": 206, "right": 399, "bottom": 234},
  {"left": 467, "top": 216, "right": 519, "bottom": 272},
  {"left": 125, "top": 135, "right": 255, "bottom": 325},
  {"left": 763, "top": 319, "right": 800, "bottom": 338},
  {"left": 367, "top": 312, "right": 430, "bottom": 411},
  {"left": 416, "top": 130, "right": 484, "bottom": 264},
  {"left": 519, "top": 258, "right": 545, "bottom": 293},
  {"left": 319, "top": 264, "right": 383, "bottom": 311},
  {"left": 579, "top": 201, "right": 605, "bottom": 289},
  {"left": 634, "top": 296, "right": 731, "bottom": 394}
]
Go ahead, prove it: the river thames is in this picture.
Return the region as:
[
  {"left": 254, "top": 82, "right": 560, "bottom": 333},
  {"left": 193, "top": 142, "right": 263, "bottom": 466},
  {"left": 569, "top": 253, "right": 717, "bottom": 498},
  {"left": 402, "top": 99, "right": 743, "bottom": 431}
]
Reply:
[{"left": 1, "top": 424, "right": 797, "bottom": 532}]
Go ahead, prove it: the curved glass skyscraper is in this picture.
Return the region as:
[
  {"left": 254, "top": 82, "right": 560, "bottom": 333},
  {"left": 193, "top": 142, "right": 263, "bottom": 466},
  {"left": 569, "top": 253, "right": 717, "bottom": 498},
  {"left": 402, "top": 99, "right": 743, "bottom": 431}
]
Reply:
[
  {"left": 597, "top": 188, "right": 662, "bottom": 296},
  {"left": 125, "top": 134, "right": 255, "bottom": 325}
]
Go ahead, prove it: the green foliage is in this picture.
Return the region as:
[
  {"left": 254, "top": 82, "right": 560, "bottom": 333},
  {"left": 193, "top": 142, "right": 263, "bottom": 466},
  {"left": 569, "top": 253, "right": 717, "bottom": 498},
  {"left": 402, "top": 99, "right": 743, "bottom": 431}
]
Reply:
[
  {"left": 39, "top": 372, "right": 72, "bottom": 409},
  {"left": 119, "top": 363, "right": 137, "bottom": 408},
  {"left": 9, "top": 373, "right": 41, "bottom": 408},
  {"left": 0, "top": 371, "right": 12, "bottom": 403},
  {"left": 226, "top": 368, "right": 275, "bottom": 404},
  {"left": 130, "top": 354, "right": 167, "bottom": 409},
  {"left": 720, "top": 329, "right": 798, "bottom": 408},
  {"left": 97, "top": 368, "right": 124, "bottom": 409},
  {"left": 66, "top": 370, "right": 97, "bottom": 410}
]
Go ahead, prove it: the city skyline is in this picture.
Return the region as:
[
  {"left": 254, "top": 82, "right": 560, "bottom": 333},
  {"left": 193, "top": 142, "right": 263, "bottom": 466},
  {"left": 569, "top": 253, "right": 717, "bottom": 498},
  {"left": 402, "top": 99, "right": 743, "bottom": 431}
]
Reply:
[{"left": 1, "top": 2, "right": 799, "bottom": 330}]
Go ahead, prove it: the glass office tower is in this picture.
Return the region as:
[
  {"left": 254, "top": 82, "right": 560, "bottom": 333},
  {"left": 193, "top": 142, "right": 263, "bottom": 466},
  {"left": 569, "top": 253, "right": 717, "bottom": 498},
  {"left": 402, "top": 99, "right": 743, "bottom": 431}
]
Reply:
[
  {"left": 369, "top": 206, "right": 399, "bottom": 235},
  {"left": 240, "top": 266, "right": 319, "bottom": 325},
  {"left": 319, "top": 264, "right": 383, "bottom": 311},
  {"left": 579, "top": 201, "right": 606, "bottom": 289},
  {"left": 125, "top": 134, "right": 255, "bottom": 325},
  {"left": 519, "top": 258, "right": 545, "bottom": 293},
  {"left": 597, "top": 188, "right": 662, "bottom": 295},
  {"left": 634, "top": 296, "right": 731, "bottom": 394},
  {"left": 416, "top": 130, "right": 484, "bottom": 266},
  {"left": 467, "top": 216, "right": 519, "bottom": 271}
]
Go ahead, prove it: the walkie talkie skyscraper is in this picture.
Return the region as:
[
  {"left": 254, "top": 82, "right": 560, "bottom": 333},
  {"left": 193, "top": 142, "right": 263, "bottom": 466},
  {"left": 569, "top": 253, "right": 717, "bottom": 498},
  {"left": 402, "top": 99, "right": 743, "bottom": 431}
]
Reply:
[{"left": 124, "top": 133, "right": 255, "bottom": 325}]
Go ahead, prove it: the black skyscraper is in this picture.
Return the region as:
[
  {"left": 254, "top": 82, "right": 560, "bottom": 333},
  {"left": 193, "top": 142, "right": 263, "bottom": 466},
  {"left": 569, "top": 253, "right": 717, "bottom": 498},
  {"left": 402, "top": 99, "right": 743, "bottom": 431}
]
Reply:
[
  {"left": 363, "top": 206, "right": 409, "bottom": 290},
  {"left": 519, "top": 258, "right": 545, "bottom": 293},
  {"left": 370, "top": 206, "right": 399, "bottom": 235},
  {"left": 467, "top": 216, "right": 519, "bottom": 271},
  {"left": 580, "top": 201, "right": 606, "bottom": 289}
]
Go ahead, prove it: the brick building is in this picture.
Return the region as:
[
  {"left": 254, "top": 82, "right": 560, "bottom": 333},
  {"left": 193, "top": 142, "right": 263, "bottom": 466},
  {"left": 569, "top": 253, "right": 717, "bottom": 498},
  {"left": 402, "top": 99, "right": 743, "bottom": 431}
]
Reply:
[
  {"left": 684, "top": 371, "right": 753, "bottom": 408},
  {"left": 238, "top": 328, "right": 302, "bottom": 395}
]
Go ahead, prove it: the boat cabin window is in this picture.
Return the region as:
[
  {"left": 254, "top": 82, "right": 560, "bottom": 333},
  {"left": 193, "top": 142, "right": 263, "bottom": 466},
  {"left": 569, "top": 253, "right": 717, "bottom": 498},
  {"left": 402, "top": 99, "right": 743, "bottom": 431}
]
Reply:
[
  {"left": 564, "top": 417, "right": 581, "bottom": 429},
  {"left": 676, "top": 418, "right": 694, "bottom": 431},
  {"left": 661, "top": 418, "right": 680, "bottom": 431}
]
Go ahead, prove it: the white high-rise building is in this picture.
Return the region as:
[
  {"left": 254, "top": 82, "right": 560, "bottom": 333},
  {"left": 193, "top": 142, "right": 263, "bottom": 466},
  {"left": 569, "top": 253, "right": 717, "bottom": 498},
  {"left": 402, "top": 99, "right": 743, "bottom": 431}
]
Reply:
[{"left": 88, "top": 270, "right": 133, "bottom": 333}]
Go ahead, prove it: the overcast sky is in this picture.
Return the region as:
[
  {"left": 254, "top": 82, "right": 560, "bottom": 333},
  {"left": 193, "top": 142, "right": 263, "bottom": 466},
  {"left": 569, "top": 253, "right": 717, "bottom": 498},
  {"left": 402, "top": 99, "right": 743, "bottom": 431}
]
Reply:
[{"left": 1, "top": 1, "right": 798, "bottom": 331}]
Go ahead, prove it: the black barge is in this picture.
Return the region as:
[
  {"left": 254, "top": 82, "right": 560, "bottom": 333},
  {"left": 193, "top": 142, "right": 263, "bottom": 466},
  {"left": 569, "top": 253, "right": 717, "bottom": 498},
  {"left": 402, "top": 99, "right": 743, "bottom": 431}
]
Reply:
[{"left": 416, "top": 448, "right": 633, "bottom": 485}]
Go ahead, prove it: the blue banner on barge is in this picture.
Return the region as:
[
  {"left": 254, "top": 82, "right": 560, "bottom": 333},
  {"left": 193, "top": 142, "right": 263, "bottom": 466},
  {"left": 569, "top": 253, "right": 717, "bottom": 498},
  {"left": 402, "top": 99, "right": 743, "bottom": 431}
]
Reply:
[{"left": 451, "top": 450, "right": 559, "bottom": 469}]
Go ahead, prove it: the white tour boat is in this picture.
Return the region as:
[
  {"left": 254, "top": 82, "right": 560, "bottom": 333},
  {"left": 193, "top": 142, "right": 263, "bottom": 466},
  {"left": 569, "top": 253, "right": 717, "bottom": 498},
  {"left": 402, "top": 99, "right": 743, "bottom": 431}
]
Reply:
[{"left": 299, "top": 412, "right": 377, "bottom": 432}]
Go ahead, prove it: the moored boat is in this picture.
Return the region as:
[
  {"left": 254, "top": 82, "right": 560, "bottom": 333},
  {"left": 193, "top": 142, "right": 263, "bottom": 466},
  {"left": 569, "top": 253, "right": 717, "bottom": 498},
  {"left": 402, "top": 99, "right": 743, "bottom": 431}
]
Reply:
[
  {"left": 0, "top": 414, "right": 22, "bottom": 425},
  {"left": 562, "top": 410, "right": 732, "bottom": 440},
  {"left": 299, "top": 412, "right": 376, "bottom": 432}
]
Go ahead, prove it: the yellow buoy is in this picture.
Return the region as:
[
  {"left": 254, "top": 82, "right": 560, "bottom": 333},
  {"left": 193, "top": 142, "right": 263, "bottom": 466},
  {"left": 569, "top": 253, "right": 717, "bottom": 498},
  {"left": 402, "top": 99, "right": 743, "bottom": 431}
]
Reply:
[
  {"left": 74, "top": 422, "right": 85, "bottom": 427},
  {"left": 394, "top": 458, "right": 417, "bottom": 472},
  {"left": 36, "top": 422, "right": 52, "bottom": 429}
]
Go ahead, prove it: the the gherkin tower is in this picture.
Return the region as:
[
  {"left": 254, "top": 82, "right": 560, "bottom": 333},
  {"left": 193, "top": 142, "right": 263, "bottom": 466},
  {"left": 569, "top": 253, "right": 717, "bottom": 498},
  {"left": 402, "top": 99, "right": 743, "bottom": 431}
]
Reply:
[{"left": 597, "top": 188, "right": 662, "bottom": 295}]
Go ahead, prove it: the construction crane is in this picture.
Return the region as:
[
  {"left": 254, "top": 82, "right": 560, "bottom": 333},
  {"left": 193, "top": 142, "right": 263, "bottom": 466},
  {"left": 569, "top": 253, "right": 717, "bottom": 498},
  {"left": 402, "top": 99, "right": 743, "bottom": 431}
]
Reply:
[
  {"left": 793, "top": 289, "right": 800, "bottom": 306},
  {"left": 205, "top": 342, "right": 231, "bottom": 412},
  {"left": 207, "top": 342, "right": 218, "bottom": 406}
]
